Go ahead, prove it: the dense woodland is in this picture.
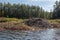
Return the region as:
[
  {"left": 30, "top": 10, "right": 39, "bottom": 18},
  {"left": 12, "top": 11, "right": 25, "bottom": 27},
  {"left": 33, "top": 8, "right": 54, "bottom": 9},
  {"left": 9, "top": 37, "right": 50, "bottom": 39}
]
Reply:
[{"left": 0, "top": 1, "right": 60, "bottom": 19}]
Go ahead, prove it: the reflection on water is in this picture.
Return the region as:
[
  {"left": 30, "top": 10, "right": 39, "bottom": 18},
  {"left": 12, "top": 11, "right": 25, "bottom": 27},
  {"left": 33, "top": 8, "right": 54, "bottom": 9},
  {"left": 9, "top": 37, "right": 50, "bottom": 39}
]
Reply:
[{"left": 0, "top": 28, "right": 60, "bottom": 40}]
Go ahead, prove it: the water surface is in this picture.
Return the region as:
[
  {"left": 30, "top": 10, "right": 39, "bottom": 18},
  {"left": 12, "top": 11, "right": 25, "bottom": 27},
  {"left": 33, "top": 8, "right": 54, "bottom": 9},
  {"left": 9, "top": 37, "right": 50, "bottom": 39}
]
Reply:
[{"left": 0, "top": 28, "right": 60, "bottom": 40}]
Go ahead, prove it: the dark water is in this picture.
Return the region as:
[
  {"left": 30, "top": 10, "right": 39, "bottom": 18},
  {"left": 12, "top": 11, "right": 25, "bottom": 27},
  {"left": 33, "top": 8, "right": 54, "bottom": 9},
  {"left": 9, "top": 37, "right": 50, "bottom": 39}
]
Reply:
[{"left": 0, "top": 28, "right": 60, "bottom": 40}]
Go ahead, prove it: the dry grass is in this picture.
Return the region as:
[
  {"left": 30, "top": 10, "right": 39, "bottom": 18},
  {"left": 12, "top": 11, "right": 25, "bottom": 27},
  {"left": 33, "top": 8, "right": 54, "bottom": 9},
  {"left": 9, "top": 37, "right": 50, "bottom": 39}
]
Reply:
[
  {"left": 48, "top": 19, "right": 60, "bottom": 28},
  {"left": 48, "top": 19, "right": 60, "bottom": 24},
  {"left": 0, "top": 17, "right": 24, "bottom": 23}
]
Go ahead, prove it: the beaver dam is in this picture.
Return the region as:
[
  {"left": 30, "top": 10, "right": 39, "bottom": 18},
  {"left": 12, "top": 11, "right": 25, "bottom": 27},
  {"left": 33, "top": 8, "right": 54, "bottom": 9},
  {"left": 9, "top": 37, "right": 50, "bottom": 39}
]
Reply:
[{"left": 24, "top": 18, "right": 52, "bottom": 28}]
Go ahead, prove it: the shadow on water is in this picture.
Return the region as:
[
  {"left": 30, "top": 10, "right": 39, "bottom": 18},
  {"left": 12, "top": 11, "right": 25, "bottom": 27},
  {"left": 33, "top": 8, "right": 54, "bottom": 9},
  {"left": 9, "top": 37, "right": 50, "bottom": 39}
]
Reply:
[{"left": 0, "top": 28, "right": 60, "bottom": 40}]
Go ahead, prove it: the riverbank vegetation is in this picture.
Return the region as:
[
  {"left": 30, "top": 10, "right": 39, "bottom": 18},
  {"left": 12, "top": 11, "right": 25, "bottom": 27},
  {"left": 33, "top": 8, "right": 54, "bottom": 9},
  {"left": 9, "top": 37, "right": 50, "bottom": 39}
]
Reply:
[
  {"left": 0, "top": 1, "right": 60, "bottom": 30},
  {"left": 0, "top": 18, "right": 60, "bottom": 31}
]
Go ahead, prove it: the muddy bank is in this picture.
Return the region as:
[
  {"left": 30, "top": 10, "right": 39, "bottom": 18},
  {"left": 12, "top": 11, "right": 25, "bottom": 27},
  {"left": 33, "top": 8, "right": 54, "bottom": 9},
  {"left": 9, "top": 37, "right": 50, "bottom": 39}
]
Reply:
[
  {"left": 0, "top": 22, "right": 49, "bottom": 31},
  {"left": 0, "top": 22, "right": 44, "bottom": 31}
]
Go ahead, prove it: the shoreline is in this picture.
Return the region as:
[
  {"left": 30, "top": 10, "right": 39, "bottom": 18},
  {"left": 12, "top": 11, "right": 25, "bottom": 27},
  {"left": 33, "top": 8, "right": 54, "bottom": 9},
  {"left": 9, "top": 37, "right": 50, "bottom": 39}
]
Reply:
[
  {"left": 0, "top": 24, "right": 60, "bottom": 31},
  {"left": 0, "top": 18, "right": 60, "bottom": 31}
]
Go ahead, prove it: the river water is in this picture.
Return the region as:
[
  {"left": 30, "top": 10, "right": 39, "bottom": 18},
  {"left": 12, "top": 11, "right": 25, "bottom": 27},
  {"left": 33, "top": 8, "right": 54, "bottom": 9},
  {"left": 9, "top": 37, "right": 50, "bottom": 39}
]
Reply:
[{"left": 0, "top": 28, "right": 60, "bottom": 40}]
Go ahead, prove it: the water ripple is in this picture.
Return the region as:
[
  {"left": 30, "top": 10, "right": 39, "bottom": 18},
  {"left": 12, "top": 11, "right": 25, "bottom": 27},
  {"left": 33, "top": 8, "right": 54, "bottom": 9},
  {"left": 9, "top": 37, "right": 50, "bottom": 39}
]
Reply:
[{"left": 0, "top": 29, "right": 60, "bottom": 40}]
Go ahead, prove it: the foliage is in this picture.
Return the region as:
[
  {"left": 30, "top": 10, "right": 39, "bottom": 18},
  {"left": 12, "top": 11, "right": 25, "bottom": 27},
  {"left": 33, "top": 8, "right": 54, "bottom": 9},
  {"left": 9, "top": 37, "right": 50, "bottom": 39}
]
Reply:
[
  {"left": 0, "top": 3, "right": 50, "bottom": 19},
  {"left": 52, "top": 1, "right": 60, "bottom": 19},
  {"left": 1, "top": 1, "right": 60, "bottom": 19}
]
